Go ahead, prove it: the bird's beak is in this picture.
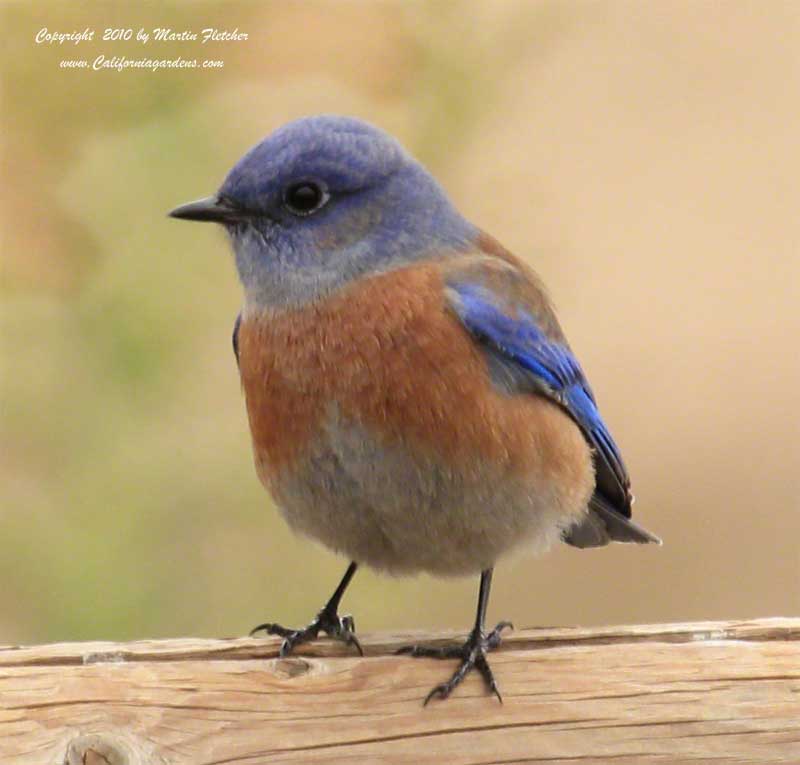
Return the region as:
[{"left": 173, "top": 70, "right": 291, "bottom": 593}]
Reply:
[{"left": 168, "top": 196, "right": 247, "bottom": 224}]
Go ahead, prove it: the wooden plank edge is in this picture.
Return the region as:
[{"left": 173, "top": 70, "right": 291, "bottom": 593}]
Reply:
[{"left": 1, "top": 616, "right": 797, "bottom": 668}]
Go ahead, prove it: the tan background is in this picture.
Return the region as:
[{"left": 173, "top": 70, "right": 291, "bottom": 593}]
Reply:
[{"left": 2, "top": 1, "right": 798, "bottom": 644}]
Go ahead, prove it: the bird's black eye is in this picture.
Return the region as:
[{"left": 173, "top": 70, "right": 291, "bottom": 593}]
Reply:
[{"left": 283, "top": 181, "right": 329, "bottom": 216}]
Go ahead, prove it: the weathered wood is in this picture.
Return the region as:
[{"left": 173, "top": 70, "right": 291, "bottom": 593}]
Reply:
[{"left": 1, "top": 618, "right": 798, "bottom": 764}]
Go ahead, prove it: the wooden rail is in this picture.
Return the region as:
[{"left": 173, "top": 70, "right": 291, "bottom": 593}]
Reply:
[{"left": 1, "top": 618, "right": 798, "bottom": 764}]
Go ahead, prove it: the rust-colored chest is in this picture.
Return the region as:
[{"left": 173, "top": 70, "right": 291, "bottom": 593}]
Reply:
[
  {"left": 236, "top": 265, "right": 489, "bottom": 471},
  {"left": 236, "top": 261, "right": 585, "bottom": 493}
]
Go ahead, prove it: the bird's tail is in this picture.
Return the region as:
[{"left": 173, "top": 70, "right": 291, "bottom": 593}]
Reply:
[{"left": 563, "top": 493, "right": 662, "bottom": 549}]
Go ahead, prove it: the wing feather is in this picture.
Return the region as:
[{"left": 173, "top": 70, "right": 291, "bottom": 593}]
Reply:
[{"left": 442, "top": 249, "right": 660, "bottom": 546}]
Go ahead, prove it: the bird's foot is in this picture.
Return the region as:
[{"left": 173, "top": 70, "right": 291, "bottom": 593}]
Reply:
[
  {"left": 250, "top": 606, "right": 363, "bottom": 658},
  {"left": 397, "top": 620, "right": 513, "bottom": 704}
]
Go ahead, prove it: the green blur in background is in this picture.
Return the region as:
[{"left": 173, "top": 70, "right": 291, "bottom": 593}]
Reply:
[{"left": 2, "top": 1, "right": 798, "bottom": 644}]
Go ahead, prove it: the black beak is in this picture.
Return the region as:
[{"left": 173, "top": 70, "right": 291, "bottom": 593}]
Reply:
[{"left": 168, "top": 196, "right": 247, "bottom": 223}]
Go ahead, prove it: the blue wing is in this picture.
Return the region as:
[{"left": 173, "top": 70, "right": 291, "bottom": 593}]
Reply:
[
  {"left": 444, "top": 253, "right": 660, "bottom": 546},
  {"left": 448, "top": 281, "right": 631, "bottom": 509}
]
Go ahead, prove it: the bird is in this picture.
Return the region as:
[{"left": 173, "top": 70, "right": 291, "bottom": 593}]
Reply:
[{"left": 169, "top": 115, "right": 660, "bottom": 704}]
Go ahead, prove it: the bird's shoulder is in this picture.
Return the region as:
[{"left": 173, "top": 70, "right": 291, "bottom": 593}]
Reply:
[{"left": 439, "top": 232, "right": 568, "bottom": 345}]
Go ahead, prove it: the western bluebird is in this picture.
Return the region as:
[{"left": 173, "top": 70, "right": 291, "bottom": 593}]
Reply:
[{"left": 170, "top": 115, "right": 660, "bottom": 704}]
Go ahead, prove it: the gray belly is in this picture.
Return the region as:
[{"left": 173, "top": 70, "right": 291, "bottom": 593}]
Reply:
[{"left": 263, "top": 417, "right": 586, "bottom": 576}]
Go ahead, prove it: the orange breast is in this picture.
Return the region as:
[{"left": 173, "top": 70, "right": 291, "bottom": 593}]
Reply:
[{"left": 237, "top": 262, "right": 589, "bottom": 492}]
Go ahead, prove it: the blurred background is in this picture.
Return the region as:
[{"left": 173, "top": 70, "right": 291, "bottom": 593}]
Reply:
[{"left": 2, "top": 1, "right": 798, "bottom": 644}]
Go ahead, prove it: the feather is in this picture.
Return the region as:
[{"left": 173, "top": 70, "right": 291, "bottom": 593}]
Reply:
[{"left": 443, "top": 249, "right": 659, "bottom": 546}]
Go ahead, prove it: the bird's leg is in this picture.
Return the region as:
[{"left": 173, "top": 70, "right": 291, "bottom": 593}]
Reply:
[
  {"left": 397, "top": 568, "right": 513, "bottom": 704},
  {"left": 250, "top": 561, "right": 362, "bottom": 657}
]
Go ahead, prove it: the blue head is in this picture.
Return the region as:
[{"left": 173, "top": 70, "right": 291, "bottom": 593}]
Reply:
[{"left": 170, "top": 116, "right": 476, "bottom": 308}]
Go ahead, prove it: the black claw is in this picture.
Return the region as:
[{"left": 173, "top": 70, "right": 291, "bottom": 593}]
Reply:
[
  {"left": 345, "top": 631, "right": 364, "bottom": 657},
  {"left": 487, "top": 621, "right": 514, "bottom": 649},
  {"left": 399, "top": 620, "right": 512, "bottom": 704},
  {"left": 423, "top": 683, "right": 450, "bottom": 706},
  {"left": 250, "top": 608, "right": 361, "bottom": 657},
  {"left": 475, "top": 653, "right": 503, "bottom": 703},
  {"left": 251, "top": 562, "right": 361, "bottom": 658},
  {"left": 250, "top": 622, "right": 296, "bottom": 639}
]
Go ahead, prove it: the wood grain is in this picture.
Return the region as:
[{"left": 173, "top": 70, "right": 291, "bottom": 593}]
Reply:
[{"left": 1, "top": 618, "right": 798, "bottom": 764}]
